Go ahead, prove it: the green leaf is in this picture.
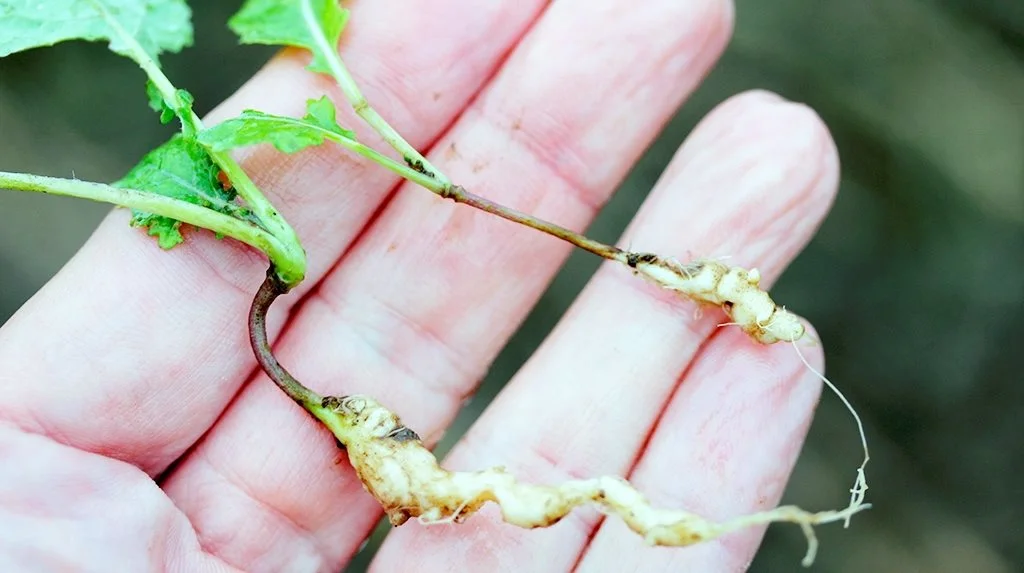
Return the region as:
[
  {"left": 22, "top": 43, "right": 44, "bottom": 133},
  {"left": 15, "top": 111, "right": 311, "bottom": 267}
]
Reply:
[
  {"left": 0, "top": 0, "right": 193, "bottom": 61},
  {"left": 145, "top": 80, "right": 174, "bottom": 122},
  {"left": 146, "top": 81, "right": 194, "bottom": 125},
  {"left": 229, "top": 0, "right": 348, "bottom": 74},
  {"left": 198, "top": 96, "right": 356, "bottom": 155},
  {"left": 115, "top": 134, "right": 250, "bottom": 249}
]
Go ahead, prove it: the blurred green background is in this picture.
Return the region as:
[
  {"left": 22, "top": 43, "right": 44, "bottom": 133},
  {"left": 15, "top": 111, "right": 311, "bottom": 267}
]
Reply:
[{"left": 1, "top": 1, "right": 1021, "bottom": 571}]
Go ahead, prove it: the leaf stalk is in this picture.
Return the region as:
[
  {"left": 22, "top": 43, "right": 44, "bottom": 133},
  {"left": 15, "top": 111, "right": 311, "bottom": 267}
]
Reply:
[{"left": 0, "top": 171, "right": 302, "bottom": 283}]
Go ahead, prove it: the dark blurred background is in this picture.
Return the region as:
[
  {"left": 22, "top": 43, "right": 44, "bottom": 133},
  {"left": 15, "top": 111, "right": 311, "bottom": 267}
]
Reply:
[{"left": 1, "top": 1, "right": 1021, "bottom": 571}]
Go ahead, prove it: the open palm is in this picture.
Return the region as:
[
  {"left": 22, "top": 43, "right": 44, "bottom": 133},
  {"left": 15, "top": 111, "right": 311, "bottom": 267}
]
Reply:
[{"left": 0, "top": 1, "right": 838, "bottom": 571}]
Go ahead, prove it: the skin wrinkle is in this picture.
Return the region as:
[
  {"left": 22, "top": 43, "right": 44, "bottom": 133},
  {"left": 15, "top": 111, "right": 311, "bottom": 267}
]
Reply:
[
  {"left": 640, "top": 351, "right": 812, "bottom": 515},
  {"left": 592, "top": 2, "right": 731, "bottom": 189},
  {"left": 643, "top": 100, "right": 833, "bottom": 265},
  {"left": 3, "top": 297, "right": 246, "bottom": 475},
  {"left": 302, "top": 288, "right": 480, "bottom": 406},
  {"left": 722, "top": 115, "right": 835, "bottom": 264},
  {"left": 733, "top": 187, "right": 834, "bottom": 289},
  {"left": 472, "top": 5, "right": 731, "bottom": 211},
  {"left": 337, "top": 1, "right": 529, "bottom": 130},
  {"left": 466, "top": 106, "right": 607, "bottom": 215},
  {"left": 292, "top": 294, "right": 475, "bottom": 433},
  {"left": 0, "top": 427, "right": 236, "bottom": 572},
  {"left": 0, "top": 220, "right": 266, "bottom": 473},
  {"left": 165, "top": 226, "right": 267, "bottom": 302},
  {"left": 166, "top": 379, "right": 389, "bottom": 568},
  {"left": 187, "top": 455, "right": 325, "bottom": 572},
  {"left": 576, "top": 322, "right": 826, "bottom": 570},
  {"left": 312, "top": 209, "right": 578, "bottom": 426},
  {"left": 502, "top": 278, "right": 711, "bottom": 485}
]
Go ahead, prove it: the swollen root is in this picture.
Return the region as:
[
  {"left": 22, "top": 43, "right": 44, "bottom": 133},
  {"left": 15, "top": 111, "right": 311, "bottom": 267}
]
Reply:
[
  {"left": 326, "top": 395, "right": 867, "bottom": 567},
  {"left": 625, "top": 254, "right": 804, "bottom": 344},
  {"left": 624, "top": 253, "right": 872, "bottom": 537}
]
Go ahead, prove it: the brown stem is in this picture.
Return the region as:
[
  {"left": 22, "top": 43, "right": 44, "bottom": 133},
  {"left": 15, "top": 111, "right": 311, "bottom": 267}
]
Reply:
[
  {"left": 442, "top": 185, "right": 628, "bottom": 263},
  {"left": 248, "top": 267, "right": 322, "bottom": 410}
]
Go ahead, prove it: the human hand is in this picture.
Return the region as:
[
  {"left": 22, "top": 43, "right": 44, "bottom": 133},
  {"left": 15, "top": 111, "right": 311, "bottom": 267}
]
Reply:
[{"left": 0, "top": 1, "right": 838, "bottom": 571}]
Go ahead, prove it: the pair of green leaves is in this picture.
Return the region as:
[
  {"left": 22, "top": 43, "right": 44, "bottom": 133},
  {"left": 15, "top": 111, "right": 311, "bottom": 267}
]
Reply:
[{"left": 1, "top": 0, "right": 355, "bottom": 251}]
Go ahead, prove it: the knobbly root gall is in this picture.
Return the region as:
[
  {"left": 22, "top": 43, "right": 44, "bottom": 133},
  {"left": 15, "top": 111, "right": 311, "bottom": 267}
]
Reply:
[
  {"left": 325, "top": 395, "right": 868, "bottom": 566},
  {"left": 627, "top": 254, "right": 805, "bottom": 344}
]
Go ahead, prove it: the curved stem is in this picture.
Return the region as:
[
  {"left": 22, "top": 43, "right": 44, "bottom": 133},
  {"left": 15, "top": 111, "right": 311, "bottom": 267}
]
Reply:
[
  {"left": 247, "top": 269, "right": 322, "bottom": 410},
  {"left": 247, "top": 268, "right": 364, "bottom": 445}
]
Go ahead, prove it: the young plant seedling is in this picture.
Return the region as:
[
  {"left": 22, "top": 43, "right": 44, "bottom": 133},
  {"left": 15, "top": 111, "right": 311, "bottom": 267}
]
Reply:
[{"left": 0, "top": 0, "right": 870, "bottom": 566}]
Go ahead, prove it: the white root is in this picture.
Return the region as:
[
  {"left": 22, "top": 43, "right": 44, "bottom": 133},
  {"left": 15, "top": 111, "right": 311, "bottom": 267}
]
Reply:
[
  {"left": 791, "top": 340, "right": 871, "bottom": 527},
  {"left": 627, "top": 253, "right": 871, "bottom": 534},
  {"left": 625, "top": 254, "right": 805, "bottom": 344},
  {"left": 326, "top": 395, "right": 869, "bottom": 567}
]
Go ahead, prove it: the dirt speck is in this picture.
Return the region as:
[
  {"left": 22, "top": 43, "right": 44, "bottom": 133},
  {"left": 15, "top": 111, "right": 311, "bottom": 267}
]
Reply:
[
  {"left": 387, "top": 426, "right": 421, "bottom": 443},
  {"left": 444, "top": 142, "right": 460, "bottom": 161}
]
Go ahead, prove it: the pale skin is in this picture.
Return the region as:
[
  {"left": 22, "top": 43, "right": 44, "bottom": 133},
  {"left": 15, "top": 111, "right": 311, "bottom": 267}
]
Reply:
[{"left": 0, "top": 1, "right": 841, "bottom": 571}]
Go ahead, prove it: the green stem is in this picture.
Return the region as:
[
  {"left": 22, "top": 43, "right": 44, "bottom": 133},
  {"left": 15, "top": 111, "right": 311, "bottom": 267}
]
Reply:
[
  {"left": 90, "top": 0, "right": 198, "bottom": 135},
  {"left": 327, "top": 130, "right": 629, "bottom": 264},
  {"left": 96, "top": 3, "right": 306, "bottom": 286},
  {"left": 210, "top": 158, "right": 306, "bottom": 286},
  {"left": 0, "top": 172, "right": 302, "bottom": 282},
  {"left": 300, "top": 0, "right": 449, "bottom": 186},
  {"left": 295, "top": 1, "right": 627, "bottom": 267},
  {"left": 365, "top": 161, "right": 629, "bottom": 264},
  {"left": 319, "top": 132, "right": 440, "bottom": 190}
]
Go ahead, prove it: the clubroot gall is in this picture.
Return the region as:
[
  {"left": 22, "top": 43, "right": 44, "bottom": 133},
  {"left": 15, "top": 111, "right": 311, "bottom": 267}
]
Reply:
[{"left": 0, "top": 0, "right": 870, "bottom": 567}]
